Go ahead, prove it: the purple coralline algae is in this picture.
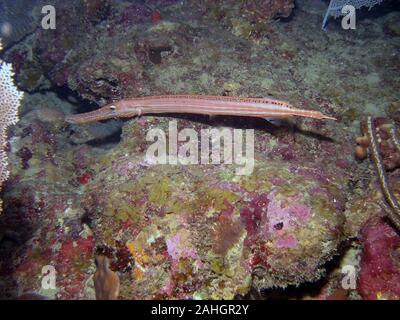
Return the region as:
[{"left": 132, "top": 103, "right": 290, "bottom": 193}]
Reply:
[{"left": 358, "top": 218, "right": 400, "bottom": 300}]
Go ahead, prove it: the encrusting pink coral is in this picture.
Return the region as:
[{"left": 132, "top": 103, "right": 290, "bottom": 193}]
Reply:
[
  {"left": 166, "top": 229, "right": 203, "bottom": 271},
  {"left": 358, "top": 218, "right": 400, "bottom": 300},
  {"left": 265, "top": 190, "right": 311, "bottom": 237}
]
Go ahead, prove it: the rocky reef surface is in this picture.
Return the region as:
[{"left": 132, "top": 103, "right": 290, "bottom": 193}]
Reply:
[{"left": 0, "top": 0, "right": 399, "bottom": 299}]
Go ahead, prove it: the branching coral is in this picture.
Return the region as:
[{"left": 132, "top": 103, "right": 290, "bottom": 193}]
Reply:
[{"left": 0, "top": 39, "right": 24, "bottom": 213}]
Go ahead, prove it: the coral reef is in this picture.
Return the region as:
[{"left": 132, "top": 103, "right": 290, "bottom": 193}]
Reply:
[
  {"left": 384, "top": 11, "right": 400, "bottom": 36},
  {"left": 71, "top": 114, "right": 348, "bottom": 299},
  {"left": 0, "top": 0, "right": 43, "bottom": 46},
  {"left": 197, "top": 0, "right": 295, "bottom": 39},
  {"left": 0, "top": 0, "right": 399, "bottom": 300}
]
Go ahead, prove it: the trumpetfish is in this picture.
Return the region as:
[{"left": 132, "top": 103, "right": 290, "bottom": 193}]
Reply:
[{"left": 65, "top": 95, "right": 336, "bottom": 124}]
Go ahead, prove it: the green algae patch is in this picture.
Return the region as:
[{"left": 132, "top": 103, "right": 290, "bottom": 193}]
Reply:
[
  {"left": 231, "top": 18, "right": 253, "bottom": 39},
  {"left": 197, "top": 187, "right": 238, "bottom": 213},
  {"left": 148, "top": 177, "right": 172, "bottom": 207}
]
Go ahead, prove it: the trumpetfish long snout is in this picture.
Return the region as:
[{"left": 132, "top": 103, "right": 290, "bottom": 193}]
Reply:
[{"left": 65, "top": 95, "right": 337, "bottom": 124}]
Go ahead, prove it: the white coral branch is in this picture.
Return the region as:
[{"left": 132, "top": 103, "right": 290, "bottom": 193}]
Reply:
[{"left": 0, "top": 38, "right": 24, "bottom": 213}]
